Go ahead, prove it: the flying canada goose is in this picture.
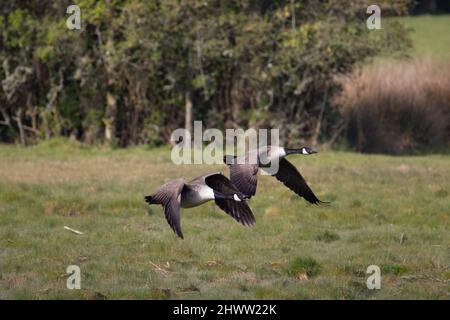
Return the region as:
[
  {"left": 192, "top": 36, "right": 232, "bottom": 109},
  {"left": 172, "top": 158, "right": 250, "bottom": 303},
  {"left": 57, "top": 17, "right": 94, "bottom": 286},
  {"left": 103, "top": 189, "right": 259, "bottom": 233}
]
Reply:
[
  {"left": 224, "top": 146, "right": 328, "bottom": 205},
  {"left": 145, "top": 172, "right": 255, "bottom": 238}
]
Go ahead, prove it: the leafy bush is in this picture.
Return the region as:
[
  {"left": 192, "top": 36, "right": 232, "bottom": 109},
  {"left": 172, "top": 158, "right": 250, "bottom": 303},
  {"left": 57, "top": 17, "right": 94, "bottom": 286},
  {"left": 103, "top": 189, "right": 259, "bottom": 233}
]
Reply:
[{"left": 0, "top": 1, "right": 413, "bottom": 146}]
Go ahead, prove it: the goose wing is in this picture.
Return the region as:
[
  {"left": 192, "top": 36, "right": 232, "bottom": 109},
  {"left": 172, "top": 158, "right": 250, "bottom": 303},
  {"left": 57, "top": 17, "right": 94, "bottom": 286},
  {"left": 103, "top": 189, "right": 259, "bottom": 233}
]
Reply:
[
  {"left": 272, "top": 158, "right": 326, "bottom": 205},
  {"left": 204, "top": 173, "right": 256, "bottom": 226},
  {"left": 224, "top": 155, "right": 259, "bottom": 198},
  {"left": 145, "top": 179, "right": 185, "bottom": 238}
]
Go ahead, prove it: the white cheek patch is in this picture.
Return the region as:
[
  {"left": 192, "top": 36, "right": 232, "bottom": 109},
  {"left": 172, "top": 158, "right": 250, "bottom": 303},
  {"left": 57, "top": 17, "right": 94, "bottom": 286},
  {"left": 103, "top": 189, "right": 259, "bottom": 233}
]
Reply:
[
  {"left": 233, "top": 194, "right": 241, "bottom": 201},
  {"left": 279, "top": 147, "right": 287, "bottom": 157},
  {"left": 302, "top": 148, "right": 309, "bottom": 155}
]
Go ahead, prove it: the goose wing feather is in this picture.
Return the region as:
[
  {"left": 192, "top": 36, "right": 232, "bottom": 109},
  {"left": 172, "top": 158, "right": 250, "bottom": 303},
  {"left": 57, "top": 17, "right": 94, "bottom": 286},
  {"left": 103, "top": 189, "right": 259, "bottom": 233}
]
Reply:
[
  {"left": 149, "top": 178, "right": 185, "bottom": 238},
  {"left": 205, "top": 173, "right": 256, "bottom": 226},
  {"left": 224, "top": 155, "right": 259, "bottom": 198},
  {"left": 273, "top": 158, "right": 327, "bottom": 205}
]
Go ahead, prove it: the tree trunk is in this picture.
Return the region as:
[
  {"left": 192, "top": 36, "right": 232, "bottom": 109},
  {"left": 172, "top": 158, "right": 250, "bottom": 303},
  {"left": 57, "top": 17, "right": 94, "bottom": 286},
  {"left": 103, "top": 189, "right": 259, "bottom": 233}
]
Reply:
[
  {"left": 103, "top": 1, "right": 117, "bottom": 145},
  {"left": 104, "top": 91, "right": 116, "bottom": 144},
  {"left": 290, "top": 0, "right": 296, "bottom": 31},
  {"left": 14, "top": 108, "right": 26, "bottom": 146},
  {"left": 311, "top": 89, "right": 328, "bottom": 147},
  {"left": 185, "top": 91, "right": 193, "bottom": 136},
  {"left": 0, "top": 108, "right": 12, "bottom": 128}
]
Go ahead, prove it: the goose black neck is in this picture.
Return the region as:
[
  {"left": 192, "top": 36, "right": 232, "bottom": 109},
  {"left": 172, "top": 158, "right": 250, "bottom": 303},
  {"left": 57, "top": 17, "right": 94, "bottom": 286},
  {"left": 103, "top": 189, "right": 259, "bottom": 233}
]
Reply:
[
  {"left": 214, "top": 191, "right": 246, "bottom": 201},
  {"left": 284, "top": 148, "right": 303, "bottom": 155}
]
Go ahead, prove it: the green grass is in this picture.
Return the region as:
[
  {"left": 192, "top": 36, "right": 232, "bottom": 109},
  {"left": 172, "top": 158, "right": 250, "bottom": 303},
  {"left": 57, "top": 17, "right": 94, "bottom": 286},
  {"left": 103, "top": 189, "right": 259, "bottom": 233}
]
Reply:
[
  {"left": 314, "top": 230, "right": 340, "bottom": 243},
  {"left": 396, "top": 14, "right": 450, "bottom": 60},
  {"left": 0, "top": 140, "right": 449, "bottom": 299},
  {"left": 286, "top": 257, "right": 321, "bottom": 278}
]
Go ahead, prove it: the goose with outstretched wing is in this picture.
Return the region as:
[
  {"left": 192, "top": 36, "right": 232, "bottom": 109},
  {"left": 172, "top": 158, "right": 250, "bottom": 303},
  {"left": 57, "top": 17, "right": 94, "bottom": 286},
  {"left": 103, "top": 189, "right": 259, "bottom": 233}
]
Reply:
[
  {"left": 224, "top": 146, "right": 329, "bottom": 205},
  {"left": 145, "top": 172, "right": 255, "bottom": 238}
]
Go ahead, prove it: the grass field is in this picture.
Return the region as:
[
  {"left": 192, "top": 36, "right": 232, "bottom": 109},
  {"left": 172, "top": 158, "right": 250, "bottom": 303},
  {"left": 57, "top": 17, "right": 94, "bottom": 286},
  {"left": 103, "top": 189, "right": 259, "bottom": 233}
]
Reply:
[
  {"left": 0, "top": 139, "right": 448, "bottom": 299},
  {"left": 397, "top": 14, "right": 450, "bottom": 60}
]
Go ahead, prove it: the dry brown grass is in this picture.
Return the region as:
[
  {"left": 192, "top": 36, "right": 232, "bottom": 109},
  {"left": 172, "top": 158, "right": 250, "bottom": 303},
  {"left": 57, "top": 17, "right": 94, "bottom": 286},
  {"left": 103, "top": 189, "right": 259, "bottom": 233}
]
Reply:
[
  {"left": 0, "top": 156, "right": 219, "bottom": 185},
  {"left": 336, "top": 57, "right": 450, "bottom": 154}
]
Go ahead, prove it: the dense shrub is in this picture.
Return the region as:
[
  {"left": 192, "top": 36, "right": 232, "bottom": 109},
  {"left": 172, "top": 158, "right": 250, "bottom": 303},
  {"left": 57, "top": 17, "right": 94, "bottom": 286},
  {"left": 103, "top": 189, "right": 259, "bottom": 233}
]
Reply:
[
  {"left": 0, "top": 1, "right": 412, "bottom": 146},
  {"left": 336, "top": 57, "right": 450, "bottom": 154}
]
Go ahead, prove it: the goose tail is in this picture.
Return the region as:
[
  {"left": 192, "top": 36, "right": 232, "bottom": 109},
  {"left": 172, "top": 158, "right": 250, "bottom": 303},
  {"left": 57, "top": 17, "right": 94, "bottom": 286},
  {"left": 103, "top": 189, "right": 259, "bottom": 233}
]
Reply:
[{"left": 144, "top": 195, "right": 156, "bottom": 205}]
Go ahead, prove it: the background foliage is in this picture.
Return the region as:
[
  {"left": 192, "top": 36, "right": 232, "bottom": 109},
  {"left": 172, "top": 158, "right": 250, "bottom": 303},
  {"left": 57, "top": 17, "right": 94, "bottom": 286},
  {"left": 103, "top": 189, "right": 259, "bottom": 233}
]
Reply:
[{"left": 0, "top": 1, "right": 415, "bottom": 148}]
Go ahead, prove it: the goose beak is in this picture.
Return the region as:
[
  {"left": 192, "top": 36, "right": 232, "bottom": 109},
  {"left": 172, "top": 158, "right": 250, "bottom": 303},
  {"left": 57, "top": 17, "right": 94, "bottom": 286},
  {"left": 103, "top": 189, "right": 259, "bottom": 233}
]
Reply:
[{"left": 310, "top": 149, "right": 318, "bottom": 154}]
